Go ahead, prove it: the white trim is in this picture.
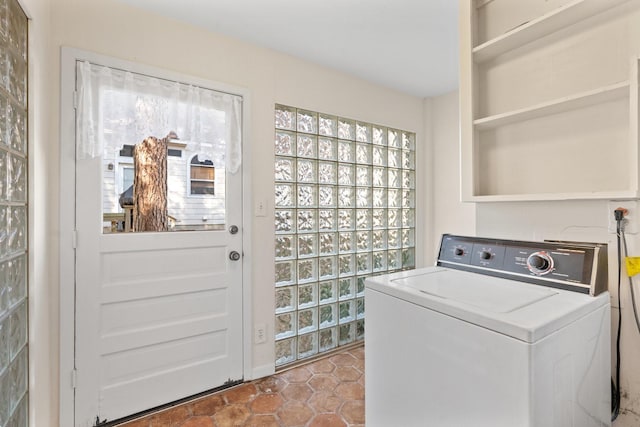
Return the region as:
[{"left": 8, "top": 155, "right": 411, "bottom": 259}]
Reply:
[
  {"left": 168, "top": 140, "right": 187, "bottom": 150},
  {"left": 417, "top": 99, "right": 429, "bottom": 267},
  {"left": 59, "top": 46, "right": 253, "bottom": 425},
  {"left": 240, "top": 92, "right": 254, "bottom": 380},
  {"left": 59, "top": 47, "right": 77, "bottom": 427},
  {"left": 16, "top": 0, "right": 33, "bottom": 19},
  {"left": 249, "top": 363, "right": 276, "bottom": 381},
  {"left": 23, "top": 6, "right": 36, "bottom": 427}
]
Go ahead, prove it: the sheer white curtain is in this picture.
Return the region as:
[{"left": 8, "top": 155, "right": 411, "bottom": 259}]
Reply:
[{"left": 76, "top": 60, "right": 243, "bottom": 173}]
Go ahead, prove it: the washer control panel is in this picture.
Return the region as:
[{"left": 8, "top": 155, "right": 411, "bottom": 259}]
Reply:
[{"left": 437, "top": 234, "right": 608, "bottom": 296}]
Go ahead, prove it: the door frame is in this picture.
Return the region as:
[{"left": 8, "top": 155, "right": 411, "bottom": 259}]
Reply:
[{"left": 58, "top": 47, "right": 254, "bottom": 426}]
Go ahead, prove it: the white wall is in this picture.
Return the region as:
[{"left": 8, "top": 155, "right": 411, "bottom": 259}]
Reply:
[
  {"left": 429, "top": 91, "right": 475, "bottom": 260},
  {"left": 24, "top": 0, "right": 426, "bottom": 425},
  {"left": 20, "top": 0, "right": 56, "bottom": 425}
]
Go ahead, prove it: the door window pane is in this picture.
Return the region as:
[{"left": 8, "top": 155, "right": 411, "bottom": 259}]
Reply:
[
  {"left": 104, "top": 135, "right": 226, "bottom": 232},
  {"left": 274, "top": 105, "right": 416, "bottom": 367},
  {"left": 77, "top": 62, "right": 241, "bottom": 233},
  {"left": 81, "top": 70, "right": 240, "bottom": 233}
]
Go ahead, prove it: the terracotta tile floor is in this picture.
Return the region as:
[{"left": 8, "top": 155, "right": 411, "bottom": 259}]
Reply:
[{"left": 117, "top": 344, "right": 365, "bottom": 427}]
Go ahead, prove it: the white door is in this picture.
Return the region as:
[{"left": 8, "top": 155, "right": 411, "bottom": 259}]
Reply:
[{"left": 72, "top": 66, "right": 245, "bottom": 425}]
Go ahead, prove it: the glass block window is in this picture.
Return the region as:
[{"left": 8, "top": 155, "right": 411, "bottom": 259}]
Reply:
[
  {"left": 0, "top": 0, "right": 28, "bottom": 425},
  {"left": 274, "top": 105, "right": 416, "bottom": 367}
]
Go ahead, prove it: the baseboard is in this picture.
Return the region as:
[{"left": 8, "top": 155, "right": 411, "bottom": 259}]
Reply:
[{"left": 245, "top": 363, "right": 275, "bottom": 381}]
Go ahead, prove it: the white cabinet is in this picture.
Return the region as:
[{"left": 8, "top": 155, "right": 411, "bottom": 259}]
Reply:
[{"left": 460, "top": 0, "right": 640, "bottom": 201}]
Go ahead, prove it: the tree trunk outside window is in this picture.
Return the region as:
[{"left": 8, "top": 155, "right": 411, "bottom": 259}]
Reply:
[{"left": 133, "top": 136, "right": 168, "bottom": 232}]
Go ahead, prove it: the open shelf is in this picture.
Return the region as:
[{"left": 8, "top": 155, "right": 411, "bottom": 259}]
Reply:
[
  {"left": 474, "top": 81, "right": 629, "bottom": 130},
  {"left": 465, "top": 190, "right": 640, "bottom": 203},
  {"left": 473, "top": 0, "right": 631, "bottom": 63},
  {"left": 460, "top": 0, "right": 640, "bottom": 202}
]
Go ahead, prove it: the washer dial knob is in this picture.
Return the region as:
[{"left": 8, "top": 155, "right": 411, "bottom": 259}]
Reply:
[
  {"left": 480, "top": 251, "right": 492, "bottom": 260},
  {"left": 454, "top": 247, "right": 465, "bottom": 256},
  {"left": 526, "top": 251, "right": 554, "bottom": 275}
]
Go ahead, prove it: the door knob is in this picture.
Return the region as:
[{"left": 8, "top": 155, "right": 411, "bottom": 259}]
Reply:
[
  {"left": 229, "top": 251, "right": 241, "bottom": 261},
  {"left": 229, "top": 225, "right": 239, "bottom": 235}
]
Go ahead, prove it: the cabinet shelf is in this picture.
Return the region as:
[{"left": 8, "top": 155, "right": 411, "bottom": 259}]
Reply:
[
  {"left": 473, "top": 0, "right": 631, "bottom": 63},
  {"left": 460, "top": 0, "right": 640, "bottom": 202},
  {"left": 466, "top": 190, "right": 640, "bottom": 203},
  {"left": 474, "top": 81, "right": 629, "bottom": 130}
]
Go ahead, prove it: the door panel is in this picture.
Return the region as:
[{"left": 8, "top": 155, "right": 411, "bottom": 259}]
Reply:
[
  {"left": 76, "top": 164, "right": 243, "bottom": 425},
  {"left": 73, "top": 70, "right": 244, "bottom": 424}
]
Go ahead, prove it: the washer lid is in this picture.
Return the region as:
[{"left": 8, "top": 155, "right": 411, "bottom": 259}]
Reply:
[
  {"left": 398, "top": 267, "right": 557, "bottom": 312},
  {"left": 366, "top": 267, "right": 609, "bottom": 343}
]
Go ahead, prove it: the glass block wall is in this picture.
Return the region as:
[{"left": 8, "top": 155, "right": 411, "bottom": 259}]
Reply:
[
  {"left": 0, "top": 0, "right": 28, "bottom": 425},
  {"left": 274, "top": 104, "right": 415, "bottom": 367}
]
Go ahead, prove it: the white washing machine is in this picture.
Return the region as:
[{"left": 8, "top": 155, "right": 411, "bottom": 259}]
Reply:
[{"left": 365, "top": 234, "right": 611, "bottom": 427}]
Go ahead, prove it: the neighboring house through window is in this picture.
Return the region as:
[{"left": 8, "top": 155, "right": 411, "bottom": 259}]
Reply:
[{"left": 190, "top": 155, "right": 215, "bottom": 195}]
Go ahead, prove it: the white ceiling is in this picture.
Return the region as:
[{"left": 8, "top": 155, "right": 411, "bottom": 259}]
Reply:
[{"left": 117, "top": 0, "right": 459, "bottom": 98}]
